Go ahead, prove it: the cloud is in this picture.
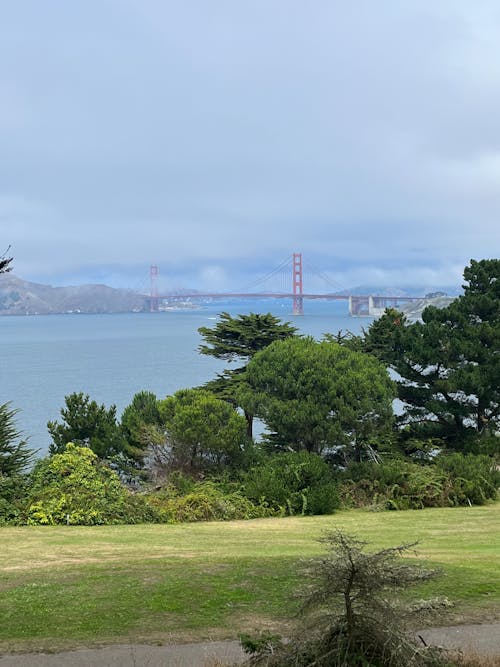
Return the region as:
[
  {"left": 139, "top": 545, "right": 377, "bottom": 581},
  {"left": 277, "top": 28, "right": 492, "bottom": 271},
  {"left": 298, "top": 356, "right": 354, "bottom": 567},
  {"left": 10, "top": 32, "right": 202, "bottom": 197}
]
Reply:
[{"left": 2, "top": 1, "right": 499, "bottom": 290}]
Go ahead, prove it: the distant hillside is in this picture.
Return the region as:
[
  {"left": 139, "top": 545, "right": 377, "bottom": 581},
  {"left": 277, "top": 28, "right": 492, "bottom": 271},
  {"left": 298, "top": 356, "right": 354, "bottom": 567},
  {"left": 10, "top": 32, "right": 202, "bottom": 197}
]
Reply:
[
  {"left": 334, "top": 285, "right": 412, "bottom": 297},
  {"left": 399, "top": 295, "right": 456, "bottom": 319},
  {"left": 0, "top": 274, "right": 149, "bottom": 315},
  {"left": 334, "top": 285, "right": 460, "bottom": 297}
]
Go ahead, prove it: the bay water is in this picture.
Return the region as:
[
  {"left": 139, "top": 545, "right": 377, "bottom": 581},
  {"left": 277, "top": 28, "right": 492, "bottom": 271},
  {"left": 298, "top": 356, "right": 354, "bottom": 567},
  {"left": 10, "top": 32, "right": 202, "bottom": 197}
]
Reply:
[{"left": 0, "top": 300, "right": 371, "bottom": 457}]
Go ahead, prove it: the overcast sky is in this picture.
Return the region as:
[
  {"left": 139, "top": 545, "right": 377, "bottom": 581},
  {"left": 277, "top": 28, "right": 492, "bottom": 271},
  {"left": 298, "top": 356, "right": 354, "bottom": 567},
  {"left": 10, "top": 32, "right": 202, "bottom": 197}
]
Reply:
[{"left": 2, "top": 1, "right": 499, "bottom": 292}]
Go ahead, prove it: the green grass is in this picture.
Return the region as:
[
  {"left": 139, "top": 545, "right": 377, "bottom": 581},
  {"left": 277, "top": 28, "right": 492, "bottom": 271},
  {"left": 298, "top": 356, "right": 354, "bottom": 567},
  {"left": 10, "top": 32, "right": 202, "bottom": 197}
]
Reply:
[{"left": 1, "top": 504, "right": 499, "bottom": 652}]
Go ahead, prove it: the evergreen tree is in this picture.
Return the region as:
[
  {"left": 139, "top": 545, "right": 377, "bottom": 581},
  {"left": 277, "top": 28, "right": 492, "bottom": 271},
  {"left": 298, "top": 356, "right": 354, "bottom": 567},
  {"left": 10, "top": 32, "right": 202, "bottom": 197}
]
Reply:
[
  {"left": 157, "top": 388, "right": 248, "bottom": 474},
  {"left": 48, "top": 392, "right": 133, "bottom": 463},
  {"left": 120, "top": 390, "right": 162, "bottom": 461},
  {"left": 198, "top": 312, "right": 298, "bottom": 437},
  {"left": 243, "top": 337, "right": 394, "bottom": 460},
  {"left": 0, "top": 403, "right": 34, "bottom": 476},
  {"left": 364, "top": 259, "right": 500, "bottom": 450}
]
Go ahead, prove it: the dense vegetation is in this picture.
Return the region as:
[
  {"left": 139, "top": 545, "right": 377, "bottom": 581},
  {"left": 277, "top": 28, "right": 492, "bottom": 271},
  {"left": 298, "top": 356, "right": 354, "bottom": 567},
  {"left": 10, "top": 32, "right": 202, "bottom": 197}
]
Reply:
[{"left": 0, "top": 259, "right": 498, "bottom": 525}]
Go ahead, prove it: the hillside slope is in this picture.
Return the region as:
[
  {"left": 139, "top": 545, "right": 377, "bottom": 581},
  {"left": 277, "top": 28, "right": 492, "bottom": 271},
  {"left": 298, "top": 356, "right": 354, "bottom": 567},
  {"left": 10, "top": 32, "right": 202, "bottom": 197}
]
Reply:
[{"left": 0, "top": 275, "right": 149, "bottom": 315}]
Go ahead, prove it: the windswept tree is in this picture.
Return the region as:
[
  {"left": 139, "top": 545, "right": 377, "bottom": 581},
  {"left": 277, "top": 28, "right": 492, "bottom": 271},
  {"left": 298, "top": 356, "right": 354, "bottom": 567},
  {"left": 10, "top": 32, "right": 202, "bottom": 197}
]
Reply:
[
  {"left": 198, "top": 312, "right": 298, "bottom": 437},
  {"left": 243, "top": 337, "right": 394, "bottom": 460},
  {"left": 0, "top": 245, "right": 13, "bottom": 274}
]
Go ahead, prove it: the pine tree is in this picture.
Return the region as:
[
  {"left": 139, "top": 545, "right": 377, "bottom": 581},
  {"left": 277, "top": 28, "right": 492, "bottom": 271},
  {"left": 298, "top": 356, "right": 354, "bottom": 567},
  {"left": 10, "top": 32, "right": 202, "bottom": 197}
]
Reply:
[{"left": 0, "top": 403, "right": 34, "bottom": 477}]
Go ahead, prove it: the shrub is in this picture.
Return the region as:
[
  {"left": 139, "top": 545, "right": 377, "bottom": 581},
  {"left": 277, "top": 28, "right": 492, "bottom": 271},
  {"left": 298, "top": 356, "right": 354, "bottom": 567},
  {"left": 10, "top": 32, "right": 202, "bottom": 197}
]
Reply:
[
  {"left": 339, "top": 456, "right": 499, "bottom": 510},
  {"left": 339, "top": 460, "right": 452, "bottom": 510},
  {"left": 145, "top": 481, "right": 276, "bottom": 523},
  {"left": 0, "top": 474, "right": 28, "bottom": 525},
  {"left": 242, "top": 451, "right": 339, "bottom": 515},
  {"left": 25, "top": 443, "right": 155, "bottom": 525},
  {"left": 435, "top": 453, "right": 499, "bottom": 505}
]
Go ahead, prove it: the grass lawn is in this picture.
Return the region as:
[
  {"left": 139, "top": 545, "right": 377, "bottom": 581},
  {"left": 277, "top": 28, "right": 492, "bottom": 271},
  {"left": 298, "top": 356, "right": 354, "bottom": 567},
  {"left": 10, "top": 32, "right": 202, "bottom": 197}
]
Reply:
[{"left": 1, "top": 503, "right": 499, "bottom": 652}]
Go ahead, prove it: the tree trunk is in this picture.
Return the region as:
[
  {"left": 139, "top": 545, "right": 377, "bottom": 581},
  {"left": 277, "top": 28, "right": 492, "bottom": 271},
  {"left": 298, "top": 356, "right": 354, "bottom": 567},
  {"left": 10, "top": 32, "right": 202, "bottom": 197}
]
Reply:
[{"left": 244, "top": 411, "right": 253, "bottom": 439}]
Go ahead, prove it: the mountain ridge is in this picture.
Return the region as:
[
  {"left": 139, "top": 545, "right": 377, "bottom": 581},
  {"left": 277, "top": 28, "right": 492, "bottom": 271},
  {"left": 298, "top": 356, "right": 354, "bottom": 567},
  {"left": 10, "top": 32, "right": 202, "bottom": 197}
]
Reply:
[{"left": 0, "top": 274, "right": 149, "bottom": 315}]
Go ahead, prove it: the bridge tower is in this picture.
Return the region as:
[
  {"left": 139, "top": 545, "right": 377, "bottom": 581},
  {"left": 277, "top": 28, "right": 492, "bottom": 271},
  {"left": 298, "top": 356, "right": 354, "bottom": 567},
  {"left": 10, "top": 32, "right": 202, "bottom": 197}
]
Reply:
[
  {"left": 150, "top": 264, "right": 159, "bottom": 312},
  {"left": 292, "top": 252, "right": 303, "bottom": 316}
]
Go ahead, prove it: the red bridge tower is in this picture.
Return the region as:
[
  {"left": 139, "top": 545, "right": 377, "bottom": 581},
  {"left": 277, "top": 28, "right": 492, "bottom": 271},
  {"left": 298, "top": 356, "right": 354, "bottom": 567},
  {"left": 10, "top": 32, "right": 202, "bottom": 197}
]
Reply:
[
  {"left": 150, "top": 264, "right": 159, "bottom": 312},
  {"left": 292, "top": 252, "right": 303, "bottom": 316}
]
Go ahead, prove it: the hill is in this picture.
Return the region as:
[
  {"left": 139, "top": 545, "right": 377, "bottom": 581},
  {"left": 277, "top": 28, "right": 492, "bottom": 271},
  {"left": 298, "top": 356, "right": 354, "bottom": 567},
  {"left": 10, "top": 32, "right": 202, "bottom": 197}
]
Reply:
[
  {"left": 400, "top": 295, "right": 455, "bottom": 318},
  {"left": 0, "top": 274, "right": 149, "bottom": 315}
]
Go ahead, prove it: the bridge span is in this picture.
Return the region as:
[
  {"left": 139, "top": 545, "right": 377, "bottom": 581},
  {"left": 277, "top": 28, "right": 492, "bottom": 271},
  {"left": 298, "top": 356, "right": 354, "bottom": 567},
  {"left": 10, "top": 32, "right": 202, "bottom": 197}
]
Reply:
[
  {"left": 146, "top": 291, "right": 422, "bottom": 317},
  {"left": 147, "top": 254, "right": 424, "bottom": 316}
]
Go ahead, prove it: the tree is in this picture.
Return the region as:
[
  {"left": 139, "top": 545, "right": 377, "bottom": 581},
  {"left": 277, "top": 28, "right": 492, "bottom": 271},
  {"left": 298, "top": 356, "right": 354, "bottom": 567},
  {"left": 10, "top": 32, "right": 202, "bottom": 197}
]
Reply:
[
  {"left": 0, "top": 403, "right": 34, "bottom": 477},
  {"left": 48, "top": 392, "right": 132, "bottom": 463},
  {"left": 0, "top": 245, "right": 13, "bottom": 274},
  {"left": 157, "top": 388, "right": 248, "bottom": 474},
  {"left": 247, "top": 531, "right": 443, "bottom": 667},
  {"left": 120, "top": 390, "right": 162, "bottom": 459},
  {"left": 0, "top": 404, "right": 34, "bottom": 521},
  {"left": 243, "top": 337, "right": 394, "bottom": 460},
  {"left": 198, "top": 312, "right": 298, "bottom": 437},
  {"left": 364, "top": 260, "right": 500, "bottom": 450}
]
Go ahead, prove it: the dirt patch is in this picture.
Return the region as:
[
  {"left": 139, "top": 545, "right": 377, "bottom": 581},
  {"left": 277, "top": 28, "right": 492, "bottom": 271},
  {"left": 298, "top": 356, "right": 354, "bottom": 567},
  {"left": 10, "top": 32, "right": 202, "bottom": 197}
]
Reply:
[{"left": 1, "top": 551, "right": 198, "bottom": 572}]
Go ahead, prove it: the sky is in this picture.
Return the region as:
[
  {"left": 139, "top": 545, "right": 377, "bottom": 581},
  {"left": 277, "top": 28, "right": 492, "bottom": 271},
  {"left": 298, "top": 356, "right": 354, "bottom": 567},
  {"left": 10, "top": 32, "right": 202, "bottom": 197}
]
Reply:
[{"left": 1, "top": 1, "right": 500, "bottom": 293}]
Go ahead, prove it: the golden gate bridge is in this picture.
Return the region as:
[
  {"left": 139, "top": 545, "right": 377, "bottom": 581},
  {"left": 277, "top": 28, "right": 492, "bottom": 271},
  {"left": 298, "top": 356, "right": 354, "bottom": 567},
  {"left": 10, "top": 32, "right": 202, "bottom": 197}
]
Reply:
[{"left": 146, "top": 253, "right": 424, "bottom": 316}]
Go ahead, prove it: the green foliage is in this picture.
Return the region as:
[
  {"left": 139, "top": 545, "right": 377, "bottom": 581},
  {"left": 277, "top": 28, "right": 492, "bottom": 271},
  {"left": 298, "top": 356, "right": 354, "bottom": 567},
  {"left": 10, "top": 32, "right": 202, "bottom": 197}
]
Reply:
[
  {"left": 248, "top": 531, "right": 444, "bottom": 667},
  {"left": 322, "top": 329, "right": 366, "bottom": 352},
  {"left": 364, "top": 260, "right": 500, "bottom": 449},
  {"left": 243, "top": 451, "right": 339, "bottom": 515},
  {"left": 339, "top": 456, "right": 499, "bottom": 510},
  {"left": 0, "top": 403, "right": 33, "bottom": 524},
  {"left": 340, "top": 460, "right": 453, "bottom": 510},
  {"left": 157, "top": 388, "right": 248, "bottom": 474},
  {"left": 144, "top": 480, "right": 276, "bottom": 522},
  {"left": 243, "top": 337, "right": 395, "bottom": 458},
  {"left": 26, "top": 443, "right": 151, "bottom": 525},
  {"left": 198, "top": 311, "right": 298, "bottom": 437},
  {"left": 0, "top": 475, "right": 30, "bottom": 525},
  {"left": 198, "top": 311, "right": 298, "bottom": 361},
  {"left": 48, "top": 392, "right": 133, "bottom": 463},
  {"left": 120, "top": 390, "right": 162, "bottom": 460},
  {"left": 435, "top": 453, "right": 499, "bottom": 506},
  {"left": 0, "top": 403, "right": 34, "bottom": 477}
]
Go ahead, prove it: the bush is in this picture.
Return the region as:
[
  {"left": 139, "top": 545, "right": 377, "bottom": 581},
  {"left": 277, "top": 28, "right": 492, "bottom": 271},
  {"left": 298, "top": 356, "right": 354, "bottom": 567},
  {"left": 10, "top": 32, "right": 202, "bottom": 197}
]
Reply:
[
  {"left": 0, "top": 474, "right": 28, "bottom": 525},
  {"left": 339, "top": 460, "right": 452, "bottom": 510},
  {"left": 243, "top": 451, "right": 339, "bottom": 516},
  {"left": 145, "top": 481, "right": 276, "bottom": 523},
  {"left": 339, "top": 456, "right": 499, "bottom": 510},
  {"left": 25, "top": 443, "right": 156, "bottom": 525},
  {"left": 435, "top": 453, "right": 499, "bottom": 505}
]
